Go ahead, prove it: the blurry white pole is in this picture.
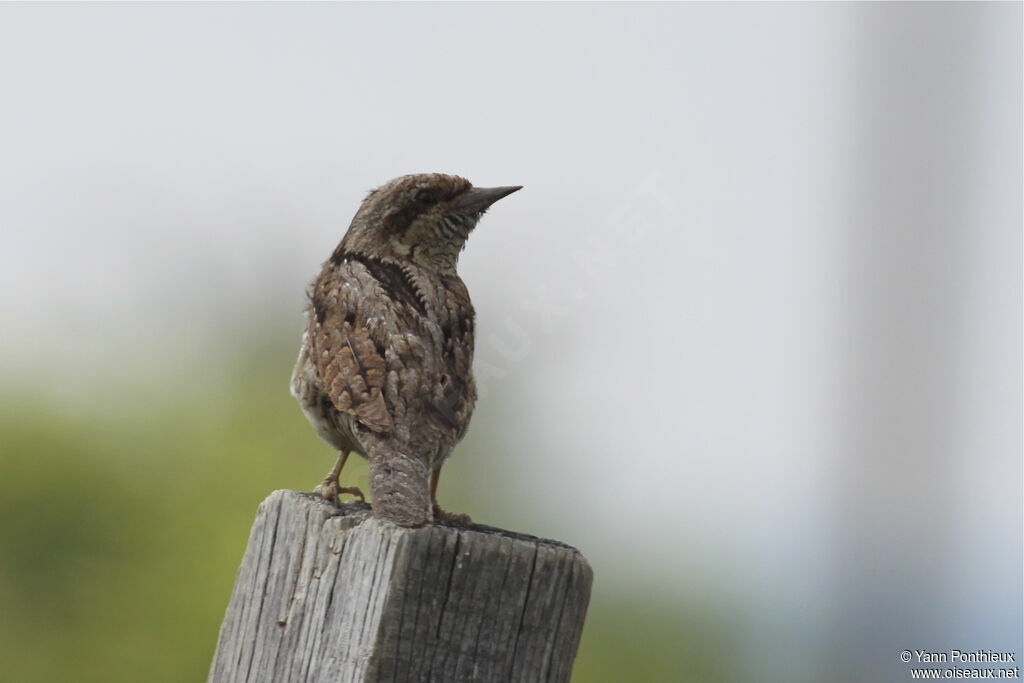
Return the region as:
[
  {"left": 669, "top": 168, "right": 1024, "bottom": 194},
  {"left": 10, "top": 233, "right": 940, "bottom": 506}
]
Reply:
[{"left": 831, "top": 3, "right": 1021, "bottom": 678}]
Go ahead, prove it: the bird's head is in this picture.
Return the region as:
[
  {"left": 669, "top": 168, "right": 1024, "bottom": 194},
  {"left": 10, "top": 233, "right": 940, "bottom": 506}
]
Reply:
[{"left": 337, "top": 173, "right": 521, "bottom": 272}]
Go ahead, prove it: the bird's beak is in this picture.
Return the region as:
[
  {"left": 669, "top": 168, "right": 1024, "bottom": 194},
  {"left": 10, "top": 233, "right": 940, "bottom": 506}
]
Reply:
[{"left": 453, "top": 185, "right": 523, "bottom": 213}]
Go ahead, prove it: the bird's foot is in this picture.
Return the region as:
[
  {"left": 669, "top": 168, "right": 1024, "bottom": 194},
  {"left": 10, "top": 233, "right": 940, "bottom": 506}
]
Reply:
[
  {"left": 432, "top": 504, "right": 472, "bottom": 526},
  {"left": 313, "top": 479, "right": 365, "bottom": 507}
]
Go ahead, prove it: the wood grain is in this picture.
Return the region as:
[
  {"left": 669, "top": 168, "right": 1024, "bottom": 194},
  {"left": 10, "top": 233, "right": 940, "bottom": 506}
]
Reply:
[{"left": 208, "top": 490, "right": 592, "bottom": 683}]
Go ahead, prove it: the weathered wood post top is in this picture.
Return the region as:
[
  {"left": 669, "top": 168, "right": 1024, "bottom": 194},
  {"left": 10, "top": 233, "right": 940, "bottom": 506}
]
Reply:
[{"left": 208, "top": 490, "right": 593, "bottom": 683}]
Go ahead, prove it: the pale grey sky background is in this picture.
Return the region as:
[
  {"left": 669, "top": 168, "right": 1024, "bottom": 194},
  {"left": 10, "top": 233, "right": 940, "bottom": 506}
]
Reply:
[{"left": 1, "top": 3, "right": 1020, "bottom": 680}]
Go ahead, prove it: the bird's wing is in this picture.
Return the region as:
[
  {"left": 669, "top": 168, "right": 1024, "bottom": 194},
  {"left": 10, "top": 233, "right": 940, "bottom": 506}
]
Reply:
[
  {"left": 307, "top": 276, "right": 393, "bottom": 433},
  {"left": 437, "top": 291, "right": 477, "bottom": 433}
]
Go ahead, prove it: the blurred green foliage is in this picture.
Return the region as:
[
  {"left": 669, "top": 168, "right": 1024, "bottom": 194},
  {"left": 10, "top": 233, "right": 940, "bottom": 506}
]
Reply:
[{"left": 0, "top": 349, "right": 733, "bottom": 682}]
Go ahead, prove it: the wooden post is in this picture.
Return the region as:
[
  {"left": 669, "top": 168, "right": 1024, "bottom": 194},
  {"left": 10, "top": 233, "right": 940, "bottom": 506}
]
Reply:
[{"left": 208, "top": 490, "right": 593, "bottom": 683}]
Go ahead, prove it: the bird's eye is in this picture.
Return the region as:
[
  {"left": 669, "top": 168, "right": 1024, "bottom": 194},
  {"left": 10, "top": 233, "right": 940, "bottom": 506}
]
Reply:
[{"left": 414, "top": 189, "right": 436, "bottom": 205}]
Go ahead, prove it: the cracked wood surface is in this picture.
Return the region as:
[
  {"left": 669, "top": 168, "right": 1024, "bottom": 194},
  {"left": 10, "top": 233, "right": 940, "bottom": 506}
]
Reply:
[{"left": 207, "top": 490, "right": 593, "bottom": 683}]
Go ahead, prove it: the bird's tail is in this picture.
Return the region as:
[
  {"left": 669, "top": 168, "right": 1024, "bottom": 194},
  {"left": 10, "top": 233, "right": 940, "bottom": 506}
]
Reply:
[{"left": 368, "top": 448, "right": 433, "bottom": 527}]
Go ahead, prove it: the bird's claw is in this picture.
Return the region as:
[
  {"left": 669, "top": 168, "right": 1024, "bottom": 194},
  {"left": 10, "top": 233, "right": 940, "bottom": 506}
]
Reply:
[
  {"left": 338, "top": 486, "right": 366, "bottom": 503},
  {"left": 313, "top": 479, "right": 365, "bottom": 507},
  {"left": 433, "top": 505, "right": 472, "bottom": 526}
]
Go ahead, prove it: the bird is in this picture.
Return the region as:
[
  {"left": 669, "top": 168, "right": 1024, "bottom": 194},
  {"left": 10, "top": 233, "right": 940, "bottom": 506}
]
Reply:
[{"left": 290, "top": 173, "right": 521, "bottom": 527}]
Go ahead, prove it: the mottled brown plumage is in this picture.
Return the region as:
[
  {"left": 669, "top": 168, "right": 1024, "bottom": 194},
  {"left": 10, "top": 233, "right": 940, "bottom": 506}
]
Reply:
[{"left": 291, "top": 173, "right": 521, "bottom": 527}]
